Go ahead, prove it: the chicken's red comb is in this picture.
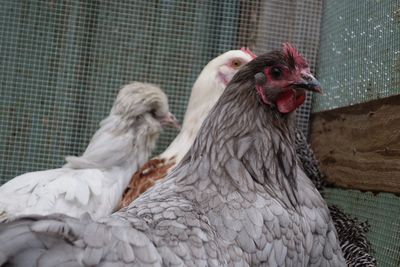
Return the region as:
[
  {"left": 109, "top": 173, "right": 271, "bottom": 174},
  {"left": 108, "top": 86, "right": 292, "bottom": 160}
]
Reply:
[
  {"left": 241, "top": 47, "right": 257, "bottom": 59},
  {"left": 282, "top": 43, "right": 308, "bottom": 68}
]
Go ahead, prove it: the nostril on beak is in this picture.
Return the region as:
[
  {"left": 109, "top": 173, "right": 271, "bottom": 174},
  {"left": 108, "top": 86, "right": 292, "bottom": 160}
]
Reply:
[{"left": 302, "top": 74, "right": 312, "bottom": 82}]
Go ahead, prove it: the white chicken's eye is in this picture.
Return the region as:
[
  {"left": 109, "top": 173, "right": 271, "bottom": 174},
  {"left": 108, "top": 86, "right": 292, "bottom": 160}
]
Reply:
[
  {"left": 232, "top": 60, "right": 242, "bottom": 68},
  {"left": 270, "top": 67, "right": 282, "bottom": 79}
]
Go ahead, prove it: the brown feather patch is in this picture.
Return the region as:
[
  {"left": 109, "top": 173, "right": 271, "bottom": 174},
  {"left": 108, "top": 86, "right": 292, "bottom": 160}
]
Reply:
[{"left": 117, "top": 157, "right": 176, "bottom": 210}]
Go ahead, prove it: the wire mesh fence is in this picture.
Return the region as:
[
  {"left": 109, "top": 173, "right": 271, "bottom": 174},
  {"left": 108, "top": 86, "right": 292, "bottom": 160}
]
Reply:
[
  {"left": 313, "top": 0, "right": 400, "bottom": 112},
  {"left": 0, "top": 0, "right": 322, "bottom": 184},
  {"left": 1, "top": 1, "right": 399, "bottom": 265}
]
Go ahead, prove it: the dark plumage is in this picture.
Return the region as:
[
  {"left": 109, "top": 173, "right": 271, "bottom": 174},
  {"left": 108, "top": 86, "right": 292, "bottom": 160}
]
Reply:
[
  {"left": 329, "top": 206, "right": 377, "bottom": 267},
  {"left": 295, "top": 128, "right": 326, "bottom": 190}
]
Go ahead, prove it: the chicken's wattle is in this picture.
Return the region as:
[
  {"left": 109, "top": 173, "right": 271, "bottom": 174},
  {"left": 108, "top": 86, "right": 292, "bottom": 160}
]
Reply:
[{"left": 276, "top": 89, "right": 306, "bottom": 113}]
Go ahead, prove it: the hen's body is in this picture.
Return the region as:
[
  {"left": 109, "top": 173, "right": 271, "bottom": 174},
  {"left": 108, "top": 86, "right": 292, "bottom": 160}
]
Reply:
[
  {"left": 0, "top": 104, "right": 343, "bottom": 267},
  {"left": 0, "top": 47, "right": 345, "bottom": 267}
]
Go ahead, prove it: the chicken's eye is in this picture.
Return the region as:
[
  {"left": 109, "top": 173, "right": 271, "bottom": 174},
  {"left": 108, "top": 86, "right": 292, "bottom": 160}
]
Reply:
[
  {"left": 270, "top": 67, "right": 283, "bottom": 79},
  {"left": 150, "top": 109, "right": 158, "bottom": 118},
  {"left": 231, "top": 59, "right": 242, "bottom": 68}
]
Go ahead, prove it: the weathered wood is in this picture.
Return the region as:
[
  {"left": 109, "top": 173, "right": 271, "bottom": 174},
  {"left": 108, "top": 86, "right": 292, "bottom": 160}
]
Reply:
[{"left": 310, "top": 95, "right": 400, "bottom": 194}]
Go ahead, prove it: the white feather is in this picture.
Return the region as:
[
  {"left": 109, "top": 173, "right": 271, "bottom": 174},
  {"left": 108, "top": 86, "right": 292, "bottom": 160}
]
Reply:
[
  {"left": 161, "top": 49, "right": 255, "bottom": 165},
  {"left": 0, "top": 82, "right": 172, "bottom": 221}
]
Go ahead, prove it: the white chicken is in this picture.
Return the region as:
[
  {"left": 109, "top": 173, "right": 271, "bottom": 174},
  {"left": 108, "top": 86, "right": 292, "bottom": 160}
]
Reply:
[
  {"left": 118, "top": 48, "right": 256, "bottom": 208},
  {"left": 0, "top": 82, "right": 179, "bottom": 221}
]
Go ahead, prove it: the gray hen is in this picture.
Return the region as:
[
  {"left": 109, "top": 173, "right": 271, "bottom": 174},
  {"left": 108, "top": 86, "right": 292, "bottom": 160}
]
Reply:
[
  {"left": 0, "top": 44, "right": 345, "bottom": 267},
  {"left": 295, "top": 129, "right": 376, "bottom": 266}
]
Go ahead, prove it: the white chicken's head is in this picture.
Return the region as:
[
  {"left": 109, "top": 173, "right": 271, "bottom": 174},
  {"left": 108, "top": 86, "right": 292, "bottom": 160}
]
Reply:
[
  {"left": 214, "top": 48, "right": 257, "bottom": 86},
  {"left": 112, "top": 82, "right": 180, "bottom": 130},
  {"left": 159, "top": 48, "right": 256, "bottom": 160},
  {"left": 183, "top": 48, "right": 255, "bottom": 127}
]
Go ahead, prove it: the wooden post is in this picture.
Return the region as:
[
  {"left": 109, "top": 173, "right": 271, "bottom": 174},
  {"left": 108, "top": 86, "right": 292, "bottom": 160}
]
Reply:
[{"left": 310, "top": 95, "right": 400, "bottom": 194}]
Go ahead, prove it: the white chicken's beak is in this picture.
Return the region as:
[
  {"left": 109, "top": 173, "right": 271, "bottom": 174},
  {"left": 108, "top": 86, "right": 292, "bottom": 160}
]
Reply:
[{"left": 159, "top": 112, "right": 181, "bottom": 129}]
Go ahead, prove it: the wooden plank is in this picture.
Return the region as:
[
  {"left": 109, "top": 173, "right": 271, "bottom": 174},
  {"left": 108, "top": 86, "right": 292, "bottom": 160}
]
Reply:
[{"left": 310, "top": 95, "right": 400, "bottom": 194}]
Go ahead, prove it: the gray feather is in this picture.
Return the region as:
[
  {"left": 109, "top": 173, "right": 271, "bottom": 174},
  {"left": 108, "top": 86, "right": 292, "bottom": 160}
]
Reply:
[
  {"left": 295, "top": 129, "right": 377, "bottom": 266},
  {"left": 0, "top": 49, "right": 346, "bottom": 267}
]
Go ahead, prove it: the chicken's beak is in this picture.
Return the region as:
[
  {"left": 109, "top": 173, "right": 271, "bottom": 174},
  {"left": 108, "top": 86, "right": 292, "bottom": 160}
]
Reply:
[
  {"left": 293, "top": 73, "right": 322, "bottom": 94},
  {"left": 159, "top": 112, "right": 181, "bottom": 129}
]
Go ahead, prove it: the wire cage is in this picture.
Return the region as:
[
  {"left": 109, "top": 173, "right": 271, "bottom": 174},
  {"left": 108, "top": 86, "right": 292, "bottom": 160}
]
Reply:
[{"left": 0, "top": 0, "right": 399, "bottom": 266}]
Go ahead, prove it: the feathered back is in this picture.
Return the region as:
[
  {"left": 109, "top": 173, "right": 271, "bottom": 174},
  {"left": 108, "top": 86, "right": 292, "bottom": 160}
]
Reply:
[{"left": 65, "top": 82, "right": 170, "bottom": 169}]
